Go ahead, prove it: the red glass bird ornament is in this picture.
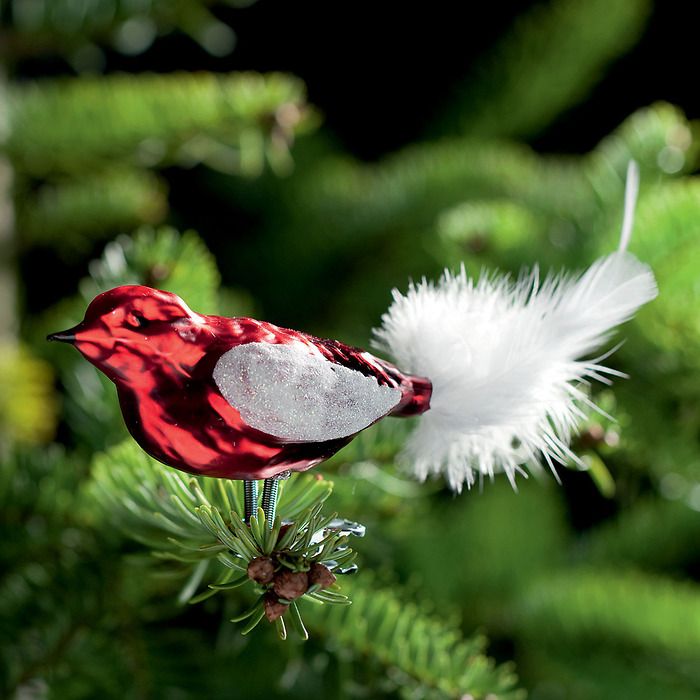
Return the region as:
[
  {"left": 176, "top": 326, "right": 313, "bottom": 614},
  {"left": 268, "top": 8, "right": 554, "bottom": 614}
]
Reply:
[
  {"left": 49, "top": 164, "right": 659, "bottom": 521},
  {"left": 48, "top": 285, "right": 432, "bottom": 520}
]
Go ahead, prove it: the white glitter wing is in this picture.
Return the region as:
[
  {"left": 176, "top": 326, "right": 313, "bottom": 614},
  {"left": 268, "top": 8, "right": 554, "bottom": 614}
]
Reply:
[{"left": 213, "top": 341, "right": 401, "bottom": 442}]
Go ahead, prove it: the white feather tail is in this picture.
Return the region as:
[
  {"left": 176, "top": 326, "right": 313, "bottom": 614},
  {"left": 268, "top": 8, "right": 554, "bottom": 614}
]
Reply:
[{"left": 373, "top": 165, "right": 657, "bottom": 491}]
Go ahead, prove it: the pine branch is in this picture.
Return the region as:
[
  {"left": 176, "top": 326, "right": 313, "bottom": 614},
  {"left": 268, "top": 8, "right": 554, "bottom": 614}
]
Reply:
[
  {"left": 4, "top": 71, "right": 313, "bottom": 176},
  {"left": 611, "top": 376, "right": 700, "bottom": 490},
  {"left": 589, "top": 178, "right": 700, "bottom": 384},
  {"left": 266, "top": 104, "right": 693, "bottom": 260},
  {"left": 240, "top": 102, "right": 693, "bottom": 330},
  {"left": 517, "top": 568, "right": 700, "bottom": 658},
  {"left": 88, "top": 440, "right": 358, "bottom": 638},
  {"left": 304, "top": 574, "right": 523, "bottom": 699},
  {"left": 585, "top": 103, "right": 698, "bottom": 222},
  {"left": 37, "top": 226, "right": 222, "bottom": 331},
  {"left": 0, "top": 445, "right": 126, "bottom": 698},
  {"left": 278, "top": 140, "right": 581, "bottom": 239},
  {"left": 2, "top": 0, "right": 241, "bottom": 60},
  {"left": 0, "top": 444, "right": 79, "bottom": 522},
  {"left": 384, "top": 480, "right": 569, "bottom": 614},
  {"left": 580, "top": 497, "right": 700, "bottom": 571},
  {"left": 522, "top": 646, "right": 700, "bottom": 700},
  {"left": 433, "top": 0, "right": 651, "bottom": 139},
  {"left": 17, "top": 169, "right": 167, "bottom": 252},
  {"left": 84, "top": 226, "right": 222, "bottom": 312}
]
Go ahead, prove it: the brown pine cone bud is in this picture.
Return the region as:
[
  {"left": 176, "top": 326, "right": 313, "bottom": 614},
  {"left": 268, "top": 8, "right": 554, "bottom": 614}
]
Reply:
[
  {"left": 264, "top": 593, "right": 287, "bottom": 622},
  {"left": 247, "top": 556, "right": 275, "bottom": 585},
  {"left": 308, "top": 562, "right": 336, "bottom": 589},
  {"left": 273, "top": 570, "right": 309, "bottom": 600}
]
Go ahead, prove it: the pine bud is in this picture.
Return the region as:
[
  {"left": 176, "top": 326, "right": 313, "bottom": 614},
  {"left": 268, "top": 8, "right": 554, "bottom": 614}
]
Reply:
[
  {"left": 248, "top": 556, "right": 275, "bottom": 584},
  {"left": 273, "top": 570, "right": 308, "bottom": 600},
  {"left": 263, "top": 593, "right": 287, "bottom": 622},
  {"left": 308, "top": 562, "right": 336, "bottom": 589}
]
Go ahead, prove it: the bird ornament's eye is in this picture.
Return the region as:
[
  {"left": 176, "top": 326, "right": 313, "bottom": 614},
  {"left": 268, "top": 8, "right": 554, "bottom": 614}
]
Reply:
[{"left": 126, "top": 312, "right": 150, "bottom": 330}]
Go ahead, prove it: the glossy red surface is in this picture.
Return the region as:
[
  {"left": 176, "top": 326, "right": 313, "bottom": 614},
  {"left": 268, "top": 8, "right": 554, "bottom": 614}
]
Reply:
[{"left": 55, "top": 286, "right": 432, "bottom": 480}]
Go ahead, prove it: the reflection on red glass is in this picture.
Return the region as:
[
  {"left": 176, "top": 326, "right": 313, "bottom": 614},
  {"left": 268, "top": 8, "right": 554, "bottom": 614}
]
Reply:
[{"left": 53, "top": 286, "right": 432, "bottom": 480}]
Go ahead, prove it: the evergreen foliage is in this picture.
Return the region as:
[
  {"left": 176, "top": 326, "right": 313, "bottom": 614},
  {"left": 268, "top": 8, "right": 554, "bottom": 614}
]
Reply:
[
  {"left": 2, "top": 2, "right": 699, "bottom": 698},
  {"left": 433, "top": 0, "right": 652, "bottom": 138},
  {"left": 6, "top": 71, "right": 311, "bottom": 176},
  {"left": 230, "top": 102, "right": 695, "bottom": 332},
  {"left": 306, "top": 577, "right": 522, "bottom": 700},
  {"left": 518, "top": 568, "right": 700, "bottom": 659},
  {"left": 2, "top": 0, "right": 244, "bottom": 59},
  {"left": 17, "top": 169, "right": 168, "bottom": 252},
  {"left": 90, "top": 441, "right": 356, "bottom": 637}
]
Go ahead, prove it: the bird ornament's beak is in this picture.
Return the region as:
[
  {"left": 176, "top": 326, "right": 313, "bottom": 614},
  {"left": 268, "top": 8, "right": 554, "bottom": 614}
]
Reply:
[{"left": 47, "top": 323, "right": 83, "bottom": 344}]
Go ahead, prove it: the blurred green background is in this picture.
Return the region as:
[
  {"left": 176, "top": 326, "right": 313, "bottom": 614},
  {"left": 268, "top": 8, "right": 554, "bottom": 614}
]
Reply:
[{"left": 2, "top": 1, "right": 700, "bottom": 698}]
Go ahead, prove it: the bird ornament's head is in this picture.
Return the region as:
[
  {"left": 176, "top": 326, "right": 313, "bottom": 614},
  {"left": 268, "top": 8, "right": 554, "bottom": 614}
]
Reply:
[{"left": 48, "top": 285, "right": 210, "bottom": 382}]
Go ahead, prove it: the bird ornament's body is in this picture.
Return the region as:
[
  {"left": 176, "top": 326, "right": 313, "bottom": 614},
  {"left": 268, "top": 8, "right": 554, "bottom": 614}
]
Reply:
[{"left": 49, "top": 286, "right": 432, "bottom": 481}]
